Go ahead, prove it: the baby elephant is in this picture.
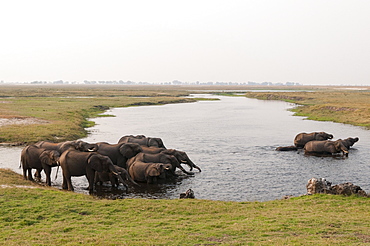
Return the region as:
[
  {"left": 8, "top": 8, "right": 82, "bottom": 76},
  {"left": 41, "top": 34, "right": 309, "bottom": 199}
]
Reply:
[
  {"left": 304, "top": 140, "right": 349, "bottom": 156},
  {"left": 95, "top": 164, "right": 139, "bottom": 189},
  {"left": 127, "top": 160, "right": 172, "bottom": 183}
]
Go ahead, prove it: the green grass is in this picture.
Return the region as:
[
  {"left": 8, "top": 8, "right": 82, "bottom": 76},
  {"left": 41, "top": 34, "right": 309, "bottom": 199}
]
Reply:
[
  {"left": 0, "top": 169, "right": 369, "bottom": 245},
  {"left": 0, "top": 85, "right": 197, "bottom": 144},
  {"left": 245, "top": 90, "right": 370, "bottom": 129}
]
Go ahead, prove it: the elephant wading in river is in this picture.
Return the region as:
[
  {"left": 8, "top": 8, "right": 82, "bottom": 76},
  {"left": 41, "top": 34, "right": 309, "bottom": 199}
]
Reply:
[
  {"left": 20, "top": 145, "right": 60, "bottom": 186},
  {"left": 127, "top": 152, "right": 181, "bottom": 176},
  {"left": 59, "top": 149, "right": 125, "bottom": 193},
  {"left": 95, "top": 164, "right": 139, "bottom": 189},
  {"left": 118, "top": 135, "right": 166, "bottom": 148},
  {"left": 140, "top": 146, "right": 201, "bottom": 173},
  {"left": 340, "top": 137, "right": 359, "bottom": 149},
  {"left": 304, "top": 140, "right": 349, "bottom": 156},
  {"left": 96, "top": 142, "right": 142, "bottom": 169},
  {"left": 127, "top": 160, "right": 172, "bottom": 183},
  {"left": 294, "top": 132, "right": 334, "bottom": 148}
]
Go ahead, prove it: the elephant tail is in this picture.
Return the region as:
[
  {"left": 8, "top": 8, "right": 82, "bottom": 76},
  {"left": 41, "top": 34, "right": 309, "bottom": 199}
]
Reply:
[{"left": 126, "top": 170, "right": 140, "bottom": 186}]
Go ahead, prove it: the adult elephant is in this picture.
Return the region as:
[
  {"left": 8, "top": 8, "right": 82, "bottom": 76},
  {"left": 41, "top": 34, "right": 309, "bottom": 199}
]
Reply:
[
  {"left": 95, "top": 164, "right": 139, "bottom": 189},
  {"left": 127, "top": 160, "right": 172, "bottom": 183},
  {"left": 294, "top": 132, "right": 334, "bottom": 148},
  {"left": 34, "top": 140, "right": 99, "bottom": 181},
  {"left": 340, "top": 137, "right": 359, "bottom": 149},
  {"left": 118, "top": 135, "right": 166, "bottom": 149},
  {"left": 20, "top": 145, "right": 60, "bottom": 186},
  {"left": 127, "top": 152, "right": 183, "bottom": 176},
  {"left": 59, "top": 149, "right": 125, "bottom": 193},
  {"left": 139, "top": 146, "right": 201, "bottom": 173},
  {"left": 304, "top": 140, "right": 349, "bottom": 156},
  {"left": 96, "top": 142, "right": 142, "bottom": 169},
  {"left": 35, "top": 140, "right": 99, "bottom": 153}
]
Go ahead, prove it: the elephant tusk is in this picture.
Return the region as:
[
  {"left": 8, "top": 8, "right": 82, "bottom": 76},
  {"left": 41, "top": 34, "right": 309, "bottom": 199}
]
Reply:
[
  {"left": 112, "top": 171, "right": 119, "bottom": 176},
  {"left": 56, "top": 161, "right": 60, "bottom": 166}
]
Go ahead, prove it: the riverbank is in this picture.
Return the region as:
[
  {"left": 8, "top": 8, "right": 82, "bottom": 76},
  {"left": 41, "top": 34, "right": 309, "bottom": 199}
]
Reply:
[
  {"left": 1, "top": 168, "right": 369, "bottom": 245},
  {"left": 244, "top": 89, "right": 370, "bottom": 129},
  {"left": 0, "top": 84, "right": 197, "bottom": 144}
]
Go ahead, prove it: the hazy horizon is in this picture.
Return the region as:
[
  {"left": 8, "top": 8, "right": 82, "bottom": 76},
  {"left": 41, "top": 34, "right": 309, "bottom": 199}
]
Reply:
[{"left": 1, "top": 1, "right": 369, "bottom": 85}]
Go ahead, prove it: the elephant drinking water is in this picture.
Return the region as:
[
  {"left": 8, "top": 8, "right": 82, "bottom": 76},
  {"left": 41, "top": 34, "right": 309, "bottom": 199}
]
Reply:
[{"left": 59, "top": 149, "right": 125, "bottom": 193}]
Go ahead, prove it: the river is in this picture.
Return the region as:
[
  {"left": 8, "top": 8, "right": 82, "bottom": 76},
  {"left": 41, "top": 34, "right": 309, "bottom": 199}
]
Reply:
[{"left": 1, "top": 94, "right": 369, "bottom": 201}]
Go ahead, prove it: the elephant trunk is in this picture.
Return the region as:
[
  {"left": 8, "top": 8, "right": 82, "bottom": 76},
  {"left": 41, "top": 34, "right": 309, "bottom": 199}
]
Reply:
[{"left": 183, "top": 159, "right": 201, "bottom": 172}]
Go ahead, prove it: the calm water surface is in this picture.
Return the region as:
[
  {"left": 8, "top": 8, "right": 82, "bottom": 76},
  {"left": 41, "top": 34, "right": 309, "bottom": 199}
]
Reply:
[{"left": 1, "top": 95, "right": 369, "bottom": 201}]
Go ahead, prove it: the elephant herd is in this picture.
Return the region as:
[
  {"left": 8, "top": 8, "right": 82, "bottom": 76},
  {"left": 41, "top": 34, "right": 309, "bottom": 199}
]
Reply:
[
  {"left": 276, "top": 131, "right": 359, "bottom": 157},
  {"left": 20, "top": 135, "right": 201, "bottom": 193}
]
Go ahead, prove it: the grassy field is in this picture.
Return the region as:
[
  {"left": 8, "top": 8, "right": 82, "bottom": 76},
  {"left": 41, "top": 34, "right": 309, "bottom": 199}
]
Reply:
[
  {"left": 0, "top": 84, "right": 197, "bottom": 144},
  {"left": 1, "top": 169, "right": 369, "bottom": 245},
  {"left": 245, "top": 89, "right": 370, "bottom": 129},
  {"left": 1, "top": 85, "right": 370, "bottom": 245}
]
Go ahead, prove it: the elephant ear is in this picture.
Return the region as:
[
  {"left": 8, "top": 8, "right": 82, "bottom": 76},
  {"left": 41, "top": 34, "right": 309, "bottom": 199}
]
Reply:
[
  {"left": 148, "top": 164, "right": 162, "bottom": 176},
  {"left": 119, "top": 144, "right": 131, "bottom": 158},
  {"left": 40, "top": 151, "right": 52, "bottom": 166},
  {"left": 88, "top": 154, "right": 104, "bottom": 172}
]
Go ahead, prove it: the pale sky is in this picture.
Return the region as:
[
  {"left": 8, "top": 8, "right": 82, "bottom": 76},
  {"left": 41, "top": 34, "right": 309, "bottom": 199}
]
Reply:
[{"left": 1, "top": 0, "right": 369, "bottom": 85}]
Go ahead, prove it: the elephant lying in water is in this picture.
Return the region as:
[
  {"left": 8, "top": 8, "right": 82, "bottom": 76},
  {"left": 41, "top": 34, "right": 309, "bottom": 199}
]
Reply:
[
  {"left": 59, "top": 149, "right": 125, "bottom": 193},
  {"left": 294, "top": 132, "right": 334, "bottom": 148},
  {"left": 20, "top": 145, "right": 60, "bottom": 186},
  {"left": 304, "top": 139, "right": 349, "bottom": 157},
  {"left": 340, "top": 137, "right": 359, "bottom": 149}
]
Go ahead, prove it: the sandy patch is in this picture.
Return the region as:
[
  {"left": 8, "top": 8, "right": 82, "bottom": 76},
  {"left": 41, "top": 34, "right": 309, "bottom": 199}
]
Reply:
[
  {"left": 0, "top": 117, "right": 49, "bottom": 127},
  {"left": 0, "top": 184, "right": 37, "bottom": 189}
]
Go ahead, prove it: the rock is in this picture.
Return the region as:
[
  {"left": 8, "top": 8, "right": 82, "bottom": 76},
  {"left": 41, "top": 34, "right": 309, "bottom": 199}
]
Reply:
[
  {"left": 180, "top": 189, "right": 195, "bottom": 199},
  {"left": 306, "top": 178, "right": 368, "bottom": 197},
  {"left": 306, "top": 178, "right": 332, "bottom": 195},
  {"left": 330, "top": 182, "right": 368, "bottom": 197}
]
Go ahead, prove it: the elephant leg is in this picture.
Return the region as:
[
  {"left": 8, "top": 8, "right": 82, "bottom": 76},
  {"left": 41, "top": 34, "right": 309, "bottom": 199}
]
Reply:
[
  {"left": 34, "top": 169, "right": 42, "bottom": 181},
  {"left": 27, "top": 169, "right": 34, "bottom": 181},
  {"left": 62, "top": 174, "right": 74, "bottom": 191},
  {"left": 86, "top": 170, "right": 95, "bottom": 193},
  {"left": 22, "top": 168, "right": 28, "bottom": 180},
  {"left": 43, "top": 166, "right": 52, "bottom": 186}
]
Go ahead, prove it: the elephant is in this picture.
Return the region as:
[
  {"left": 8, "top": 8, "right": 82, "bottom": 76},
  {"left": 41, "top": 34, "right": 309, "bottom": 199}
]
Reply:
[
  {"left": 140, "top": 146, "right": 201, "bottom": 173},
  {"left": 33, "top": 140, "right": 99, "bottom": 181},
  {"left": 340, "top": 137, "right": 359, "bottom": 149},
  {"left": 59, "top": 149, "right": 125, "bottom": 193},
  {"left": 118, "top": 135, "right": 166, "bottom": 149},
  {"left": 294, "top": 132, "right": 334, "bottom": 148},
  {"left": 127, "top": 152, "right": 182, "bottom": 176},
  {"left": 20, "top": 145, "right": 60, "bottom": 186},
  {"left": 304, "top": 140, "right": 349, "bottom": 156},
  {"left": 96, "top": 142, "right": 142, "bottom": 169},
  {"left": 35, "top": 140, "right": 99, "bottom": 153},
  {"left": 127, "top": 160, "right": 172, "bottom": 183},
  {"left": 95, "top": 164, "right": 139, "bottom": 189},
  {"left": 275, "top": 145, "right": 298, "bottom": 151}
]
